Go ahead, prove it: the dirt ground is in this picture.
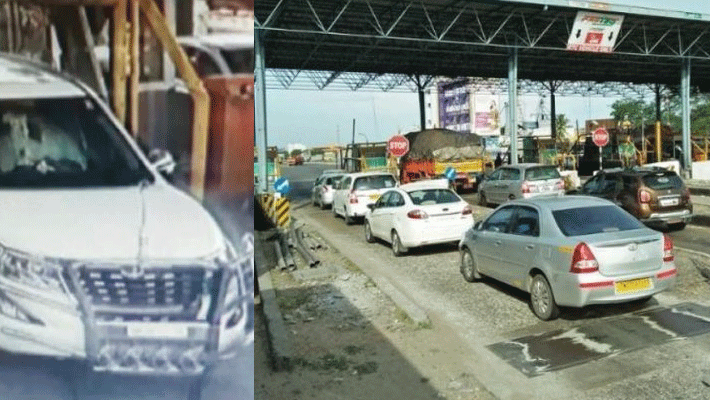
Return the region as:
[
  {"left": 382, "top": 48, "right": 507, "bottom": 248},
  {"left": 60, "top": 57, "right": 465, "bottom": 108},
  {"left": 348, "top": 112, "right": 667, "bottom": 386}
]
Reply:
[{"left": 254, "top": 223, "right": 497, "bottom": 400}]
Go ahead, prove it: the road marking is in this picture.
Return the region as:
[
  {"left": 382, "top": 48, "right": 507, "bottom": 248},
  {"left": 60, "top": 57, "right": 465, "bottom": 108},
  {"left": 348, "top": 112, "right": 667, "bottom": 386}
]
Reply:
[{"left": 676, "top": 246, "right": 710, "bottom": 259}]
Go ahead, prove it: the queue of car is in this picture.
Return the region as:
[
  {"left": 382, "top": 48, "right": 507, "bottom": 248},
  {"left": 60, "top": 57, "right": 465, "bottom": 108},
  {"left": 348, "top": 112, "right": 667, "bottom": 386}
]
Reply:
[{"left": 311, "top": 163, "right": 686, "bottom": 320}]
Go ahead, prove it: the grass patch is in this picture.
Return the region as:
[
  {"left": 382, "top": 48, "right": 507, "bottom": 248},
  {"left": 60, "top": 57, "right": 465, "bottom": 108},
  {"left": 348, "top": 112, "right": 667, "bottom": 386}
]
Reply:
[
  {"left": 277, "top": 290, "right": 310, "bottom": 312},
  {"left": 353, "top": 361, "right": 378, "bottom": 375},
  {"left": 344, "top": 345, "right": 364, "bottom": 355},
  {"left": 394, "top": 306, "right": 432, "bottom": 330},
  {"left": 293, "top": 353, "right": 349, "bottom": 371}
]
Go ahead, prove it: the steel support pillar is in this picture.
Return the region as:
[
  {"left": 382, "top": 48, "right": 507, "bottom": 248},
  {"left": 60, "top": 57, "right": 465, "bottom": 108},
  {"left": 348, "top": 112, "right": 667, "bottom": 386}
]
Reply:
[
  {"left": 255, "top": 30, "right": 268, "bottom": 193},
  {"left": 550, "top": 83, "right": 556, "bottom": 142},
  {"left": 681, "top": 58, "right": 691, "bottom": 177},
  {"left": 418, "top": 83, "right": 425, "bottom": 130},
  {"left": 655, "top": 84, "right": 662, "bottom": 163},
  {"left": 508, "top": 47, "right": 518, "bottom": 165}
]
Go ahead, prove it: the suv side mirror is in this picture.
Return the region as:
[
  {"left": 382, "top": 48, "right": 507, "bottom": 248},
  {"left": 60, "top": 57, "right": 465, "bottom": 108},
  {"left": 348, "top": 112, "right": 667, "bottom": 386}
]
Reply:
[
  {"left": 148, "top": 149, "right": 177, "bottom": 176},
  {"left": 367, "top": 203, "right": 376, "bottom": 211}
]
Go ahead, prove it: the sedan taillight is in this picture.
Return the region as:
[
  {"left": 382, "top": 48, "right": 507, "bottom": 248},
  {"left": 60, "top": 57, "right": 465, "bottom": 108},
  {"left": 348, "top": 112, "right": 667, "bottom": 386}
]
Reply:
[
  {"left": 570, "top": 242, "right": 599, "bottom": 273},
  {"left": 555, "top": 180, "right": 564, "bottom": 190},
  {"left": 407, "top": 209, "right": 428, "bottom": 219},
  {"left": 461, "top": 205, "right": 473, "bottom": 216},
  {"left": 349, "top": 191, "right": 358, "bottom": 204},
  {"left": 663, "top": 234, "right": 674, "bottom": 262},
  {"left": 638, "top": 189, "right": 651, "bottom": 204}
]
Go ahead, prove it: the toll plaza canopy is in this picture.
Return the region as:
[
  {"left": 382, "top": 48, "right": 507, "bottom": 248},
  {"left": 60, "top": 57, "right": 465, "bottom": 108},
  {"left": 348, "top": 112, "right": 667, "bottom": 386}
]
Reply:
[{"left": 255, "top": 0, "right": 710, "bottom": 91}]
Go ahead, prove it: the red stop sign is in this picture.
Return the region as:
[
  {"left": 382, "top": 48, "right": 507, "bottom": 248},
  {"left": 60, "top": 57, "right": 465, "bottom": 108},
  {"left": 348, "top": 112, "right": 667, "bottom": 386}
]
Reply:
[
  {"left": 592, "top": 127, "right": 609, "bottom": 147},
  {"left": 387, "top": 135, "right": 410, "bottom": 157}
]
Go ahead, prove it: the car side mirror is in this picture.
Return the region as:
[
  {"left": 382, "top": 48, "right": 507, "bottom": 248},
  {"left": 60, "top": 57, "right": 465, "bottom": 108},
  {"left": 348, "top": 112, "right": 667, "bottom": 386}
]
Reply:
[
  {"left": 148, "top": 148, "right": 177, "bottom": 176},
  {"left": 474, "top": 221, "right": 482, "bottom": 231},
  {"left": 367, "top": 203, "right": 376, "bottom": 211}
]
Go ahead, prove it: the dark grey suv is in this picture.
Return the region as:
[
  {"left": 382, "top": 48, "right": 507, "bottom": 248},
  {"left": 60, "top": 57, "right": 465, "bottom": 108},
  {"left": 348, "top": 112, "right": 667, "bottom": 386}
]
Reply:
[{"left": 577, "top": 167, "right": 692, "bottom": 229}]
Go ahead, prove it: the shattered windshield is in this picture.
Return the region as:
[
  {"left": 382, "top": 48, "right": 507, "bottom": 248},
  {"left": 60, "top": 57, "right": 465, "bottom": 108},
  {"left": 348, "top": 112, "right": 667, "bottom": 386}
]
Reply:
[{"left": 0, "top": 97, "right": 153, "bottom": 188}]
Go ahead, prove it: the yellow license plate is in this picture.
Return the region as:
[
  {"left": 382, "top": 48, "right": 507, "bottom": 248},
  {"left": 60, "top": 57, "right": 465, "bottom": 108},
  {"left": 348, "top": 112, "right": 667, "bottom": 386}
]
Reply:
[
  {"left": 615, "top": 278, "right": 652, "bottom": 294},
  {"left": 369, "top": 194, "right": 380, "bottom": 200}
]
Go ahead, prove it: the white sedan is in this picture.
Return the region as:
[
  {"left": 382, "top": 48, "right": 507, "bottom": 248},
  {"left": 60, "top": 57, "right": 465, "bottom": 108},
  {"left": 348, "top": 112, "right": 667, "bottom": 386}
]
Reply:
[{"left": 364, "top": 180, "right": 474, "bottom": 256}]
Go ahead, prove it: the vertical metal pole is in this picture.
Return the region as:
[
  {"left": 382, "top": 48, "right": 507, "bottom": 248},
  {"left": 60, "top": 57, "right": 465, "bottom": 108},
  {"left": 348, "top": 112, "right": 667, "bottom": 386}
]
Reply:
[
  {"left": 129, "top": 0, "right": 140, "bottom": 136},
  {"left": 417, "top": 75, "right": 426, "bottom": 130},
  {"left": 112, "top": 0, "right": 128, "bottom": 124},
  {"left": 508, "top": 47, "right": 518, "bottom": 165},
  {"left": 255, "top": 30, "right": 268, "bottom": 193},
  {"left": 655, "top": 84, "right": 662, "bottom": 163},
  {"left": 681, "top": 58, "right": 692, "bottom": 176},
  {"left": 550, "top": 82, "right": 556, "bottom": 142}
]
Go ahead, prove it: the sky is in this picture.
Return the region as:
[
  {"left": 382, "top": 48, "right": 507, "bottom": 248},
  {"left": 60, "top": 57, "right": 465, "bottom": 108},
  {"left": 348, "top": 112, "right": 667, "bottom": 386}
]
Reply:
[{"left": 264, "top": 1, "right": 710, "bottom": 149}]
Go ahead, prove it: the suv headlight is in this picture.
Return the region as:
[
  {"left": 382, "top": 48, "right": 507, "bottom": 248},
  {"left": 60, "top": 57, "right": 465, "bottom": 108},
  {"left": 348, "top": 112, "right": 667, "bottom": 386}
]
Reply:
[{"left": 0, "top": 246, "right": 68, "bottom": 296}]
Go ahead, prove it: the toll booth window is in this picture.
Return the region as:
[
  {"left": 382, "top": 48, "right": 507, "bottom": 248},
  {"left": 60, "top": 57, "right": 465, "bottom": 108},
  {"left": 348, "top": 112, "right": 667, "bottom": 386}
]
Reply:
[
  {"left": 222, "top": 49, "right": 254, "bottom": 74},
  {"left": 184, "top": 47, "right": 222, "bottom": 78}
]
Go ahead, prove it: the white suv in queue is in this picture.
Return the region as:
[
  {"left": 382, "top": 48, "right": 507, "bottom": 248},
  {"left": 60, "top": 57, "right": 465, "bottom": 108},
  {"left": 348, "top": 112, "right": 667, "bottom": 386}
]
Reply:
[
  {"left": 332, "top": 172, "right": 398, "bottom": 224},
  {"left": 0, "top": 54, "right": 249, "bottom": 379}
]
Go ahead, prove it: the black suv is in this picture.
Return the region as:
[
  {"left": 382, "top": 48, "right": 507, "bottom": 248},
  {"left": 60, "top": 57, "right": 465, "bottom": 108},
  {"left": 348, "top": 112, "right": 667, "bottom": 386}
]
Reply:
[{"left": 577, "top": 167, "right": 693, "bottom": 229}]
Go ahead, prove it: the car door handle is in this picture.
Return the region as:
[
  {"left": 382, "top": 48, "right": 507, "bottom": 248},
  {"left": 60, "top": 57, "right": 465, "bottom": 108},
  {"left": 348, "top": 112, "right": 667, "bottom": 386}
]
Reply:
[
  {"left": 526, "top": 244, "right": 535, "bottom": 250},
  {"left": 494, "top": 240, "right": 502, "bottom": 246}
]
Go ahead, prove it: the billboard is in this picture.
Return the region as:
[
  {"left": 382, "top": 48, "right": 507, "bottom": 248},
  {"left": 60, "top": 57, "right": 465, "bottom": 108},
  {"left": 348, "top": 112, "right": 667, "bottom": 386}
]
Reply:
[
  {"left": 567, "top": 11, "right": 624, "bottom": 53},
  {"left": 438, "top": 78, "right": 470, "bottom": 133}
]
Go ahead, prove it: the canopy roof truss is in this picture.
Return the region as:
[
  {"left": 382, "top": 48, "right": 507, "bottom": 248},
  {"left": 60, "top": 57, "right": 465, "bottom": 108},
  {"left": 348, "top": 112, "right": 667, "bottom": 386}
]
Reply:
[{"left": 256, "top": 0, "right": 710, "bottom": 93}]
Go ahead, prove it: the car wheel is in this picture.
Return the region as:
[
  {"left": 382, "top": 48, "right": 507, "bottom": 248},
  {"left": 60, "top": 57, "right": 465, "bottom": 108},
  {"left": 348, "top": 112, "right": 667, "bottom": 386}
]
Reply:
[
  {"left": 364, "top": 221, "right": 375, "bottom": 243},
  {"left": 478, "top": 192, "right": 488, "bottom": 207},
  {"left": 320, "top": 199, "right": 327, "bottom": 210},
  {"left": 332, "top": 203, "right": 339, "bottom": 218},
  {"left": 391, "top": 230, "right": 407, "bottom": 257},
  {"left": 530, "top": 274, "right": 559, "bottom": 321},
  {"left": 460, "top": 248, "right": 481, "bottom": 282},
  {"left": 345, "top": 210, "right": 354, "bottom": 225}
]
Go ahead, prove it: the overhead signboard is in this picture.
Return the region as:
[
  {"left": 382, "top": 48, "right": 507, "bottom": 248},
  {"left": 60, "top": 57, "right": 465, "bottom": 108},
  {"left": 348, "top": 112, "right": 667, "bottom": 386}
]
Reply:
[{"left": 566, "top": 11, "right": 624, "bottom": 53}]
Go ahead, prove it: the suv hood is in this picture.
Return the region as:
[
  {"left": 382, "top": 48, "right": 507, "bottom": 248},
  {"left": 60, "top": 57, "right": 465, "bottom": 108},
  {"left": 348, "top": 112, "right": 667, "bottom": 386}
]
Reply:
[{"left": 0, "top": 184, "right": 224, "bottom": 261}]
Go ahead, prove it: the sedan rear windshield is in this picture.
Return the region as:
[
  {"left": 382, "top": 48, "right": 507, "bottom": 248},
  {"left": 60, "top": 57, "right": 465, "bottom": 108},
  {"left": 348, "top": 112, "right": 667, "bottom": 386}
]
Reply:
[
  {"left": 525, "top": 166, "right": 561, "bottom": 181},
  {"left": 642, "top": 173, "right": 684, "bottom": 190},
  {"left": 353, "top": 175, "right": 396, "bottom": 190},
  {"left": 553, "top": 205, "right": 643, "bottom": 236},
  {"left": 408, "top": 189, "right": 459, "bottom": 205}
]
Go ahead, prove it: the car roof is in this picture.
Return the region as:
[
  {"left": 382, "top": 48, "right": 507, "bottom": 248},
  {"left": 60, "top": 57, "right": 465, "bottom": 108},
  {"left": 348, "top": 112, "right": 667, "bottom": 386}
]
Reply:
[
  {"left": 399, "top": 178, "right": 450, "bottom": 191},
  {"left": 499, "top": 163, "right": 553, "bottom": 171},
  {"left": 507, "top": 195, "right": 613, "bottom": 211},
  {"left": 0, "top": 53, "right": 85, "bottom": 99},
  {"left": 343, "top": 171, "right": 395, "bottom": 178}
]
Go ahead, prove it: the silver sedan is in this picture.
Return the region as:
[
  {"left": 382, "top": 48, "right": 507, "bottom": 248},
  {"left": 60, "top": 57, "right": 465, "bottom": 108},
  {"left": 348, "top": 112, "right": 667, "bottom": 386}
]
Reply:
[{"left": 458, "top": 196, "right": 677, "bottom": 320}]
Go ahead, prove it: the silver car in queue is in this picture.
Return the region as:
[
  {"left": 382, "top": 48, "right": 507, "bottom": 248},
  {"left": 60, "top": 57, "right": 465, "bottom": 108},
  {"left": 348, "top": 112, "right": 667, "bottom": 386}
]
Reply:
[{"left": 458, "top": 196, "right": 677, "bottom": 320}]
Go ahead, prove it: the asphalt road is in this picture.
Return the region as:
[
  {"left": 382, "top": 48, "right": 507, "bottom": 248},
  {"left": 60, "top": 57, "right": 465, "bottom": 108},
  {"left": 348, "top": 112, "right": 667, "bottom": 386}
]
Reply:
[{"left": 286, "top": 162, "right": 710, "bottom": 400}]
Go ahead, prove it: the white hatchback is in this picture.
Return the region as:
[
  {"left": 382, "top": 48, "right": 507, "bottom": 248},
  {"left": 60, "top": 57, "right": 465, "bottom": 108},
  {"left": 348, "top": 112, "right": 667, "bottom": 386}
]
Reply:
[
  {"left": 364, "top": 179, "right": 474, "bottom": 256},
  {"left": 332, "top": 172, "right": 397, "bottom": 224}
]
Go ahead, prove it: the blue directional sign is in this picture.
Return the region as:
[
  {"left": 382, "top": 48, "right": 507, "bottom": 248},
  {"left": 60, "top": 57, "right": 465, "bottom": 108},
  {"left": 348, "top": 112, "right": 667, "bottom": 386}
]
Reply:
[
  {"left": 444, "top": 167, "right": 457, "bottom": 181},
  {"left": 274, "top": 177, "right": 290, "bottom": 195}
]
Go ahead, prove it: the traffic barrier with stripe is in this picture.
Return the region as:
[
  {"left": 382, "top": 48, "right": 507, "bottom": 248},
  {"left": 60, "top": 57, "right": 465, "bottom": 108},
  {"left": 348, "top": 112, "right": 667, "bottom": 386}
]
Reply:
[
  {"left": 274, "top": 197, "right": 290, "bottom": 228},
  {"left": 257, "top": 193, "right": 291, "bottom": 229}
]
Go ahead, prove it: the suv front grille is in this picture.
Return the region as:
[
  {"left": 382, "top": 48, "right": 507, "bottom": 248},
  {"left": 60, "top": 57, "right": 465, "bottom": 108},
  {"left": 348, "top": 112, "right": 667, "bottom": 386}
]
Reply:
[{"left": 77, "top": 265, "right": 220, "bottom": 321}]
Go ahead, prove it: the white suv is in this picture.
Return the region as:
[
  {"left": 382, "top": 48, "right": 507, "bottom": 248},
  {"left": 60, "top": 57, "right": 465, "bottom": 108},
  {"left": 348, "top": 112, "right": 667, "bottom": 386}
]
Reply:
[
  {"left": 0, "top": 54, "right": 249, "bottom": 379},
  {"left": 332, "top": 172, "right": 397, "bottom": 224}
]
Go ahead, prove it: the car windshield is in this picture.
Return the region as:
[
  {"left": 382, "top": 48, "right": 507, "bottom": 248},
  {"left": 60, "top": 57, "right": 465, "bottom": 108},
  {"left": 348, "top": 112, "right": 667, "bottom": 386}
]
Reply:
[
  {"left": 525, "top": 166, "right": 561, "bottom": 181},
  {"left": 408, "top": 189, "right": 460, "bottom": 205},
  {"left": 553, "top": 205, "right": 643, "bottom": 236},
  {"left": 353, "top": 175, "right": 396, "bottom": 190},
  {"left": 642, "top": 173, "right": 684, "bottom": 190},
  {"left": 0, "top": 97, "right": 152, "bottom": 188},
  {"left": 325, "top": 175, "right": 343, "bottom": 185}
]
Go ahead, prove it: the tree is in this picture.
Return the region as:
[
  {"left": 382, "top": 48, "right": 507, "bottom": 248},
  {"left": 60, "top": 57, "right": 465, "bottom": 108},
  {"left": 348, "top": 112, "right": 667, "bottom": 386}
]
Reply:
[
  {"left": 609, "top": 99, "right": 654, "bottom": 128},
  {"left": 555, "top": 114, "right": 570, "bottom": 139}
]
